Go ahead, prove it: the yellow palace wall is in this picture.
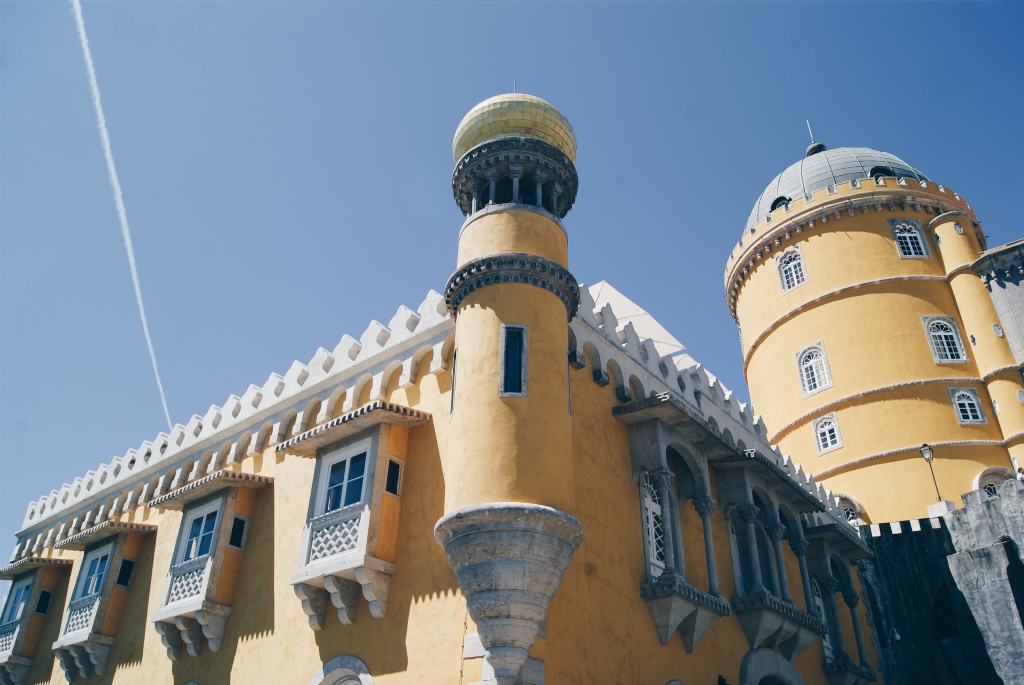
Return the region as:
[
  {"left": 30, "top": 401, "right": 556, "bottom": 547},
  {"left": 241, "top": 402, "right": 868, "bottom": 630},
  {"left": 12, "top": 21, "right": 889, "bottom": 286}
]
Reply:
[
  {"left": 15, "top": 337, "right": 877, "bottom": 685},
  {"left": 728, "top": 177, "right": 1022, "bottom": 522}
]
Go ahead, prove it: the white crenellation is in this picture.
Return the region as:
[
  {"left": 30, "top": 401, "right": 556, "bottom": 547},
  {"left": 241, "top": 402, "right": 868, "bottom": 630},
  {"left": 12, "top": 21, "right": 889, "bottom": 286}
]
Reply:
[{"left": 15, "top": 290, "right": 454, "bottom": 555}]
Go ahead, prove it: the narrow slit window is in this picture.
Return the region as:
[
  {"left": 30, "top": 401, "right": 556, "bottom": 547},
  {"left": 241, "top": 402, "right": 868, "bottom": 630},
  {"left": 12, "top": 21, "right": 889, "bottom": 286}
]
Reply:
[
  {"left": 501, "top": 326, "right": 526, "bottom": 395},
  {"left": 385, "top": 460, "right": 402, "bottom": 496},
  {"left": 228, "top": 517, "right": 248, "bottom": 549},
  {"left": 35, "top": 590, "right": 53, "bottom": 615},
  {"left": 115, "top": 560, "right": 136, "bottom": 588}
]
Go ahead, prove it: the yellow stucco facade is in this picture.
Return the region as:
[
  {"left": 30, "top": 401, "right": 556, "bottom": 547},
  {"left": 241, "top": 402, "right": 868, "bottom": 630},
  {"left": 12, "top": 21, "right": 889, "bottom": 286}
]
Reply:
[
  {"left": 2, "top": 96, "right": 880, "bottom": 685},
  {"left": 726, "top": 150, "right": 1024, "bottom": 524}
]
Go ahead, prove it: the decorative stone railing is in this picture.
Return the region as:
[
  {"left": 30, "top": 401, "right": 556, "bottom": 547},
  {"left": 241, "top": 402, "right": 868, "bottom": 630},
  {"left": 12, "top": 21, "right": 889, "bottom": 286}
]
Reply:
[
  {"left": 731, "top": 589, "right": 825, "bottom": 659},
  {"left": 823, "top": 653, "right": 877, "bottom": 685},
  {"left": 640, "top": 573, "right": 730, "bottom": 652}
]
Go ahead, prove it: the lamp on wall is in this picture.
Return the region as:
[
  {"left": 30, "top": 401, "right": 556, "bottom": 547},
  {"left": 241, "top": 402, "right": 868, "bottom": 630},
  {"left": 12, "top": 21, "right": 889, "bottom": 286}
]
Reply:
[{"left": 920, "top": 443, "right": 942, "bottom": 502}]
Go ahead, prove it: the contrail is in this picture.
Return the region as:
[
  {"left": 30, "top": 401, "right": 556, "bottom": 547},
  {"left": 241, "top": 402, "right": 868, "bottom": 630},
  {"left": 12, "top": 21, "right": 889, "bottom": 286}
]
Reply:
[{"left": 70, "top": 0, "right": 172, "bottom": 431}]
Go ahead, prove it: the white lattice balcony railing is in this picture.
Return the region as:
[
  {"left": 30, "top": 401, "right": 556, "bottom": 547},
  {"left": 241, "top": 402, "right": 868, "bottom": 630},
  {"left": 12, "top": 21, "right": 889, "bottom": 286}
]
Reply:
[
  {"left": 290, "top": 503, "right": 394, "bottom": 631},
  {"left": 166, "top": 558, "right": 210, "bottom": 606},
  {"left": 61, "top": 596, "right": 100, "bottom": 636},
  {"left": 0, "top": 624, "right": 16, "bottom": 656}
]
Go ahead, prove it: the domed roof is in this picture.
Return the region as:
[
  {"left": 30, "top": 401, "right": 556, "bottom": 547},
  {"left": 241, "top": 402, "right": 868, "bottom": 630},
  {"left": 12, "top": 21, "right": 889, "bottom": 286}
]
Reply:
[
  {"left": 745, "top": 147, "right": 928, "bottom": 235},
  {"left": 452, "top": 93, "right": 577, "bottom": 163}
]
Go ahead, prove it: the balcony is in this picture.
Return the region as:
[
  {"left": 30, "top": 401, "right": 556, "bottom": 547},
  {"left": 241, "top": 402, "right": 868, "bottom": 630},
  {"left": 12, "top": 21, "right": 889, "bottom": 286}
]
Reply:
[
  {"left": 0, "top": 556, "right": 72, "bottom": 685},
  {"left": 823, "top": 653, "right": 877, "bottom": 685},
  {"left": 640, "top": 573, "right": 730, "bottom": 651},
  {"left": 732, "top": 589, "right": 826, "bottom": 659}
]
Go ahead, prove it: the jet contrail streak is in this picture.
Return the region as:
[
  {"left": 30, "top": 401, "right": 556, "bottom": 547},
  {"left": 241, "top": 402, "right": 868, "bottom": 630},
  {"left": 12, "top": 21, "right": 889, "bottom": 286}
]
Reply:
[{"left": 70, "top": 0, "right": 172, "bottom": 431}]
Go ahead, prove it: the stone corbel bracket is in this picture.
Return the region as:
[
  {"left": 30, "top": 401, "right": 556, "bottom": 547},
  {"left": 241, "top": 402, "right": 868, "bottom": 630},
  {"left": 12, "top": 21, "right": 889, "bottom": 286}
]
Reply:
[
  {"left": 292, "top": 564, "right": 393, "bottom": 630},
  {"left": 434, "top": 502, "right": 584, "bottom": 685},
  {"left": 0, "top": 657, "right": 32, "bottom": 685},
  {"left": 731, "top": 590, "right": 825, "bottom": 660},
  {"left": 640, "top": 574, "right": 730, "bottom": 652},
  {"left": 54, "top": 635, "right": 114, "bottom": 682},
  {"left": 154, "top": 603, "right": 230, "bottom": 660}
]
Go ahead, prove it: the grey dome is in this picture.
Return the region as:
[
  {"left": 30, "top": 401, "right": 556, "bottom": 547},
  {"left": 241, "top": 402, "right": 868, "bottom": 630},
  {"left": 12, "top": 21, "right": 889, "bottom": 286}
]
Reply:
[{"left": 745, "top": 147, "right": 928, "bottom": 235}]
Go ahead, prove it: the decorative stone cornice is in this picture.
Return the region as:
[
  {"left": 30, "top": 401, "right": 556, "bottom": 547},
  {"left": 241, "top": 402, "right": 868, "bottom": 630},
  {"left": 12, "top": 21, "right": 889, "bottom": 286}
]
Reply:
[
  {"left": 451, "top": 136, "right": 578, "bottom": 218},
  {"left": 445, "top": 253, "right": 580, "bottom": 322}
]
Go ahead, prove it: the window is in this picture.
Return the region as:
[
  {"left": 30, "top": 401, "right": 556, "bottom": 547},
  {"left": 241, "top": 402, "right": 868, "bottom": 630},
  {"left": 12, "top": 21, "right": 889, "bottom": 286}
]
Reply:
[
  {"left": 78, "top": 546, "right": 111, "bottom": 599},
  {"left": 500, "top": 325, "right": 527, "bottom": 395},
  {"left": 640, "top": 473, "right": 665, "bottom": 578},
  {"left": 983, "top": 483, "right": 999, "bottom": 498},
  {"left": 925, "top": 317, "right": 967, "bottom": 363},
  {"left": 777, "top": 249, "right": 807, "bottom": 293},
  {"left": 316, "top": 440, "right": 370, "bottom": 516},
  {"left": 35, "top": 590, "right": 53, "bottom": 615},
  {"left": 797, "top": 344, "right": 832, "bottom": 396},
  {"left": 385, "top": 460, "right": 402, "bottom": 496},
  {"left": 814, "top": 414, "right": 843, "bottom": 455},
  {"left": 115, "top": 559, "right": 136, "bottom": 588},
  {"left": 839, "top": 497, "right": 863, "bottom": 525},
  {"left": 1, "top": 577, "right": 32, "bottom": 625},
  {"left": 950, "top": 388, "right": 985, "bottom": 424},
  {"left": 228, "top": 517, "right": 248, "bottom": 549},
  {"left": 450, "top": 350, "right": 457, "bottom": 414},
  {"left": 892, "top": 221, "right": 928, "bottom": 258},
  {"left": 812, "top": 580, "right": 835, "bottom": 662},
  {"left": 179, "top": 501, "right": 220, "bottom": 564}
]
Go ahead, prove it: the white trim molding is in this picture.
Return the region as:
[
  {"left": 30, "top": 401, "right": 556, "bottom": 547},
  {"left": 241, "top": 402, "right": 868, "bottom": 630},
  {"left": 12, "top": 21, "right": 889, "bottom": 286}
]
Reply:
[
  {"left": 813, "top": 413, "right": 843, "bottom": 456},
  {"left": 922, "top": 315, "right": 969, "bottom": 364},
  {"left": 775, "top": 245, "right": 808, "bottom": 296},
  {"left": 888, "top": 218, "right": 930, "bottom": 259},
  {"left": 949, "top": 386, "right": 987, "bottom": 425},
  {"left": 795, "top": 341, "right": 833, "bottom": 398}
]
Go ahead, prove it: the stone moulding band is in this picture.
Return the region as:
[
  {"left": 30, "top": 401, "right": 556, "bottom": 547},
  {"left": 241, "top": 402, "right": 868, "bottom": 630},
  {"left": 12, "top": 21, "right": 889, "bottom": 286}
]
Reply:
[
  {"left": 445, "top": 253, "right": 580, "bottom": 322},
  {"left": 815, "top": 438, "right": 1006, "bottom": 480},
  {"left": 769, "top": 376, "right": 984, "bottom": 443}
]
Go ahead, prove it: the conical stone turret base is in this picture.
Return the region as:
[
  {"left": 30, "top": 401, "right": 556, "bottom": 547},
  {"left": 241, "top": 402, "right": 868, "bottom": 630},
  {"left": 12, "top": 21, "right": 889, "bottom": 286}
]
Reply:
[{"left": 434, "top": 503, "right": 584, "bottom": 685}]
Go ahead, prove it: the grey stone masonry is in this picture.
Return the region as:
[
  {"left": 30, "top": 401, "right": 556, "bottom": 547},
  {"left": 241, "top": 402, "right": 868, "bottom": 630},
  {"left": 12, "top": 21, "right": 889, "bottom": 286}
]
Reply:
[{"left": 943, "top": 478, "right": 1024, "bottom": 685}]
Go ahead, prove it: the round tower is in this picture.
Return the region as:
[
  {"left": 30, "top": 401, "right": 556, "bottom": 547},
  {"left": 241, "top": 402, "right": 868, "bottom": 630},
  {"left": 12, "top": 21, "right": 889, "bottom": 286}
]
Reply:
[
  {"left": 434, "top": 94, "right": 584, "bottom": 685},
  {"left": 725, "top": 144, "right": 1024, "bottom": 523}
]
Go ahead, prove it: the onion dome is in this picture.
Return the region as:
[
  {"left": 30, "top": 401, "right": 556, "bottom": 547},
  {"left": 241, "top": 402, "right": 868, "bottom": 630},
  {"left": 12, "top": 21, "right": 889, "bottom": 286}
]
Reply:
[
  {"left": 452, "top": 93, "right": 577, "bottom": 163},
  {"left": 745, "top": 147, "right": 929, "bottom": 236}
]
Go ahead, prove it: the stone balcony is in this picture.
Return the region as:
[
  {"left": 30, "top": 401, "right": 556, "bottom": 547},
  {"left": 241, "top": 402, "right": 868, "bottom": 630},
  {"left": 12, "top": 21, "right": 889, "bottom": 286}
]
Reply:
[
  {"left": 731, "top": 588, "right": 825, "bottom": 659},
  {"left": 823, "top": 653, "right": 877, "bottom": 685},
  {"left": 640, "top": 573, "right": 730, "bottom": 652}
]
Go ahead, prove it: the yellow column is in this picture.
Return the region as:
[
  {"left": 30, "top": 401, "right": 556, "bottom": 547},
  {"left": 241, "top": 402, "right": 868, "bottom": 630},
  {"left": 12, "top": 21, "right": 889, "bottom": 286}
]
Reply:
[{"left": 932, "top": 212, "right": 1024, "bottom": 464}]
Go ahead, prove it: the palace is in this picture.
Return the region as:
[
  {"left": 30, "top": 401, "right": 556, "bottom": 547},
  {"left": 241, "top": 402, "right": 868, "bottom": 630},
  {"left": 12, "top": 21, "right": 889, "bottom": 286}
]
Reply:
[{"left": 1, "top": 93, "right": 1021, "bottom": 685}]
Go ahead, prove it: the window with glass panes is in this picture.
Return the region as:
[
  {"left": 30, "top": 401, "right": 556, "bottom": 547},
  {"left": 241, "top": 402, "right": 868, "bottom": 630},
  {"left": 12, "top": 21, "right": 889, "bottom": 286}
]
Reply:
[
  {"left": 1, "top": 578, "right": 31, "bottom": 625},
  {"left": 323, "top": 451, "right": 367, "bottom": 514},
  {"left": 180, "top": 505, "right": 219, "bottom": 563},
  {"left": 78, "top": 547, "right": 111, "bottom": 598}
]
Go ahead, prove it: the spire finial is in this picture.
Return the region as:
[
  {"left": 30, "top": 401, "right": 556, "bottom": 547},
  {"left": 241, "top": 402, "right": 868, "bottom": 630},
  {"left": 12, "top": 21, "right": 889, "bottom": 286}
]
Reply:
[
  {"left": 804, "top": 118, "right": 826, "bottom": 156},
  {"left": 805, "top": 117, "right": 815, "bottom": 143}
]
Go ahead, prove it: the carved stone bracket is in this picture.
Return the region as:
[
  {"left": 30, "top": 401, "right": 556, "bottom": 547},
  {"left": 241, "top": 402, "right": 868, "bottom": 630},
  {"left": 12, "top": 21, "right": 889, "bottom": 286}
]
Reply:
[
  {"left": 445, "top": 253, "right": 580, "bottom": 322},
  {"left": 0, "top": 656, "right": 31, "bottom": 685},
  {"left": 294, "top": 583, "right": 330, "bottom": 630},
  {"left": 323, "top": 575, "right": 359, "bottom": 625},
  {"left": 154, "top": 621, "right": 183, "bottom": 661},
  {"left": 54, "top": 635, "right": 115, "bottom": 682},
  {"left": 153, "top": 603, "right": 230, "bottom": 660},
  {"left": 354, "top": 566, "right": 390, "bottom": 619},
  {"left": 435, "top": 502, "right": 584, "bottom": 685},
  {"left": 640, "top": 573, "right": 730, "bottom": 652},
  {"left": 293, "top": 566, "right": 393, "bottom": 630},
  {"left": 731, "top": 589, "right": 826, "bottom": 660}
]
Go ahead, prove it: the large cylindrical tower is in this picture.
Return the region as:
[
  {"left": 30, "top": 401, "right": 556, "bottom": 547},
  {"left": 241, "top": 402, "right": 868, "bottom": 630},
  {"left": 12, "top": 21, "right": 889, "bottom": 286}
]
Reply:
[
  {"left": 434, "top": 94, "right": 584, "bottom": 685},
  {"left": 725, "top": 144, "right": 1024, "bottom": 523}
]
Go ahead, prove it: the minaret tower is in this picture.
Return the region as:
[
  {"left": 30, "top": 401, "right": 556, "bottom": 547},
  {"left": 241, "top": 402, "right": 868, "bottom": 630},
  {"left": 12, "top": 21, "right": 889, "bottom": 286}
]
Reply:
[{"left": 434, "top": 94, "right": 584, "bottom": 685}]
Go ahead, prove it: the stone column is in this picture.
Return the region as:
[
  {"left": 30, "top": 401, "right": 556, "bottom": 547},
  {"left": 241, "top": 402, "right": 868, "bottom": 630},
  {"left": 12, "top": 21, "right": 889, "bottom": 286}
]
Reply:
[
  {"left": 652, "top": 470, "right": 680, "bottom": 577},
  {"left": 469, "top": 179, "right": 483, "bottom": 215},
  {"left": 693, "top": 497, "right": 721, "bottom": 596},
  {"left": 484, "top": 168, "right": 500, "bottom": 205},
  {"left": 766, "top": 523, "right": 792, "bottom": 603},
  {"left": 549, "top": 182, "right": 562, "bottom": 217},
  {"left": 820, "top": 577, "right": 847, "bottom": 655},
  {"left": 508, "top": 163, "right": 524, "bottom": 203},
  {"left": 736, "top": 505, "right": 765, "bottom": 591},
  {"left": 533, "top": 170, "right": 547, "bottom": 208},
  {"left": 843, "top": 589, "right": 868, "bottom": 665},
  {"left": 788, "top": 538, "right": 814, "bottom": 615}
]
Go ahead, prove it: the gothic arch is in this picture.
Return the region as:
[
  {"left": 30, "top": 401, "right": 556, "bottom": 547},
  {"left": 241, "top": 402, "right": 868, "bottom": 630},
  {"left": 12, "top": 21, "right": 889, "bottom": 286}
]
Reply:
[{"left": 739, "top": 647, "right": 806, "bottom": 685}]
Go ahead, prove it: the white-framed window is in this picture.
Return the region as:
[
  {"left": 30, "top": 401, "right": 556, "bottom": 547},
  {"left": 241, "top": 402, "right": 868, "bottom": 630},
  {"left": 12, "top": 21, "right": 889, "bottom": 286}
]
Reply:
[
  {"left": 949, "top": 387, "right": 986, "bottom": 424},
  {"left": 1, "top": 576, "right": 32, "bottom": 625},
  {"left": 316, "top": 439, "right": 370, "bottom": 516},
  {"left": 811, "top": 579, "right": 835, "bottom": 662},
  {"left": 813, "top": 413, "right": 843, "bottom": 455},
  {"left": 500, "top": 324, "right": 527, "bottom": 396},
  {"left": 796, "top": 343, "right": 832, "bottom": 396},
  {"left": 923, "top": 316, "right": 968, "bottom": 363},
  {"left": 640, "top": 473, "right": 665, "bottom": 578},
  {"left": 776, "top": 248, "right": 807, "bottom": 294},
  {"left": 890, "top": 219, "right": 929, "bottom": 258},
  {"left": 75, "top": 544, "right": 113, "bottom": 600},
  {"left": 177, "top": 499, "right": 221, "bottom": 565}
]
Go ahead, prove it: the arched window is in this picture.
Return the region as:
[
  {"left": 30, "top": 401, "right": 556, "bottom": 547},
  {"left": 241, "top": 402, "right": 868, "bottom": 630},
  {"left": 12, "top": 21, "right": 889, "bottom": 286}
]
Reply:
[
  {"left": 814, "top": 414, "right": 842, "bottom": 454},
  {"left": 797, "top": 344, "right": 831, "bottom": 395},
  {"left": 951, "top": 388, "right": 985, "bottom": 424},
  {"left": 811, "top": 579, "right": 835, "bottom": 662},
  {"left": 777, "top": 249, "right": 807, "bottom": 293},
  {"left": 974, "top": 466, "right": 1013, "bottom": 497},
  {"left": 926, "top": 318, "right": 966, "bottom": 362},
  {"left": 893, "top": 222, "right": 927, "bottom": 258},
  {"left": 839, "top": 496, "right": 864, "bottom": 525},
  {"left": 640, "top": 473, "right": 665, "bottom": 578}
]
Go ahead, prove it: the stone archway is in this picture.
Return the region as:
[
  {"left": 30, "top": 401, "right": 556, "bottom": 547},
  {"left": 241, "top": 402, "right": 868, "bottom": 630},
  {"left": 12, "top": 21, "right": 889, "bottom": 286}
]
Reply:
[
  {"left": 307, "top": 655, "right": 373, "bottom": 685},
  {"left": 739, "top": 648, "right": 806, "bottom": 685}
]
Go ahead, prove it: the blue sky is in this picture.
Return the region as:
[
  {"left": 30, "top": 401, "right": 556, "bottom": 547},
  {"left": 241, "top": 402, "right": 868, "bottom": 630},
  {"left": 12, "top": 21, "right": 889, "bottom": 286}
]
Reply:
[{"left": 1, "top": 1, "right": 1021, "bottom": 557}]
